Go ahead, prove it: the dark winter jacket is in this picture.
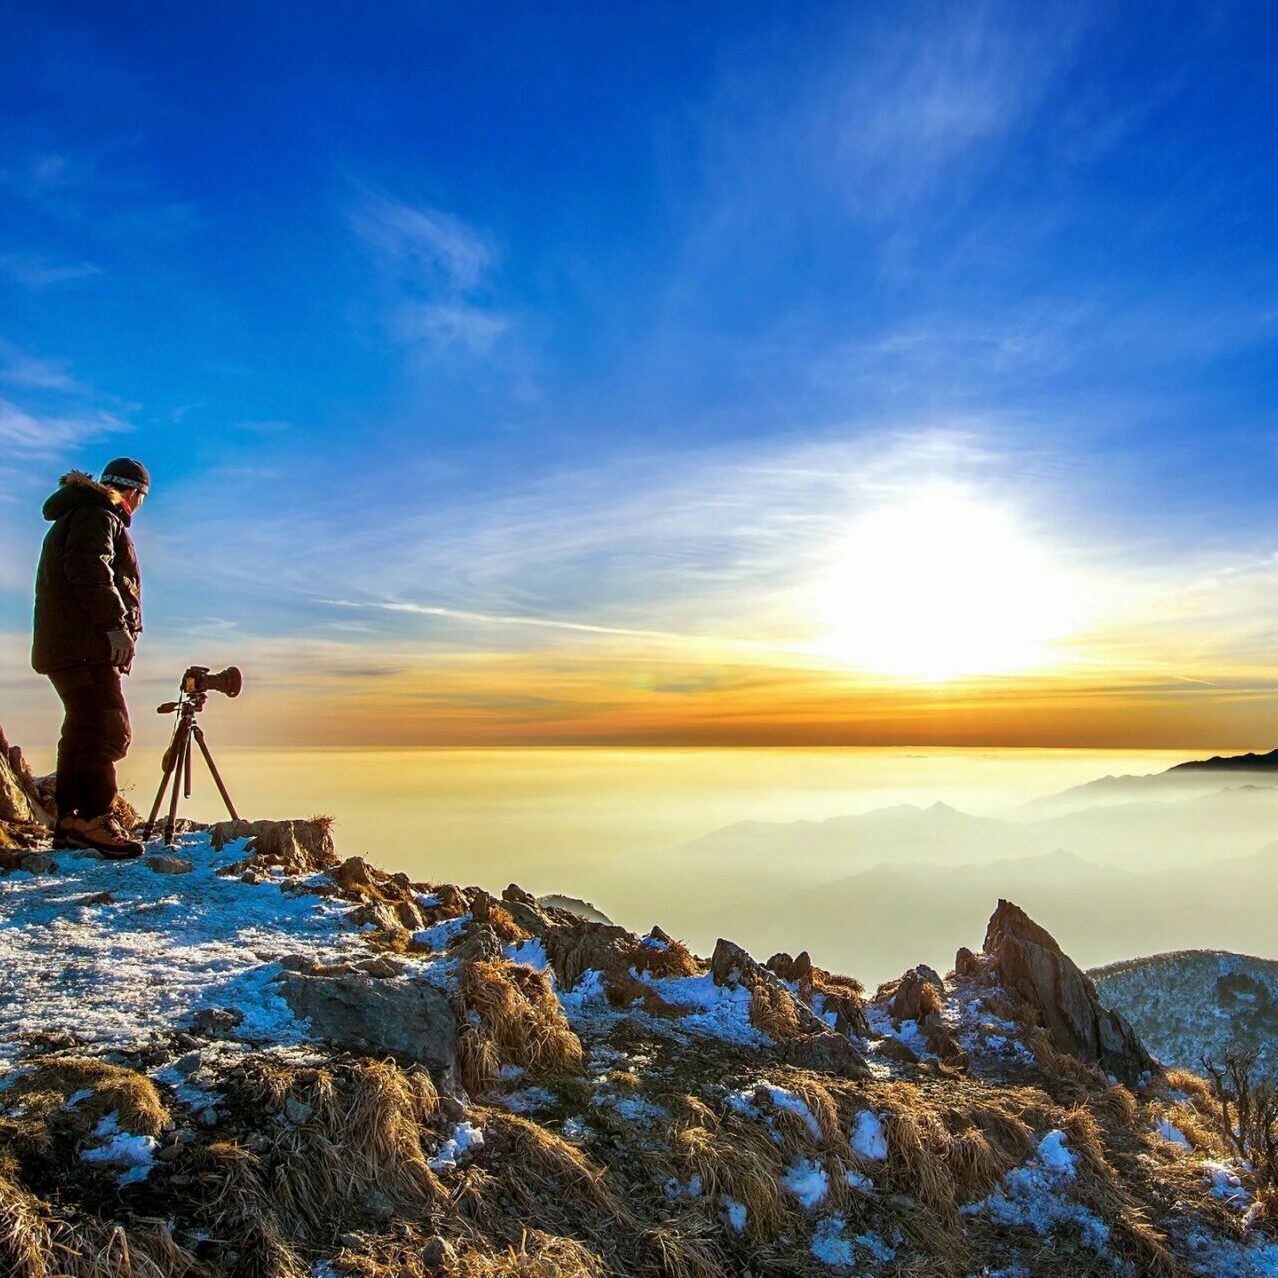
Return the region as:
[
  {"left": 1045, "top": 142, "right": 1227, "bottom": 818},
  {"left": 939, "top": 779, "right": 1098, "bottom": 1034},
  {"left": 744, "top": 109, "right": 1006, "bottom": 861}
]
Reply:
[{"left": 32, "top": 472, "right": 143, "bottom": 674}]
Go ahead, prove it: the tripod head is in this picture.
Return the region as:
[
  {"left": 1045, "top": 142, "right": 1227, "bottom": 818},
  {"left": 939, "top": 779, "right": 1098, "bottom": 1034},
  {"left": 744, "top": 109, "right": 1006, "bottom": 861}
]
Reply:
[{"left": 157, "top": 665, "right": 243, "bottom": 715}]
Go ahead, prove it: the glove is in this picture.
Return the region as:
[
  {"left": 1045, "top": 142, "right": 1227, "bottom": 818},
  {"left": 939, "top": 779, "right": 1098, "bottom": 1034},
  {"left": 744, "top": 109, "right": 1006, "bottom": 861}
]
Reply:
[{"left": 106, "top": 629, "right": 136, "bottom": 671}]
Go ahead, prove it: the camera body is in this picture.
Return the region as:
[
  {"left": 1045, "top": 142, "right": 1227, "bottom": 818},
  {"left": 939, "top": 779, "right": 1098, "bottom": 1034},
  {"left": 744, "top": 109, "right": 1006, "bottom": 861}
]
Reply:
[{"left": 182, "top": 665, "right": 243, "bottom": 698}]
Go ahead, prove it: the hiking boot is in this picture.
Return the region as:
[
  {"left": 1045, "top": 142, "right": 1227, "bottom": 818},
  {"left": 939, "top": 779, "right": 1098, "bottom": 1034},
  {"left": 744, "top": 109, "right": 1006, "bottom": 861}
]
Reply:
[
  {"left": 51, "top": 817, "right": 76, "bottom": 850},
  {"left": 62, "top": 814, "right": 144, "bottom": 860}
]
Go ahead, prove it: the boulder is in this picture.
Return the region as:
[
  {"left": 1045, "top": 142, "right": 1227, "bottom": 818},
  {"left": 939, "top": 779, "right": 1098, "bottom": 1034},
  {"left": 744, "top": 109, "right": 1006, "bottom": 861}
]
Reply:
[
  {"left": 766, "top": 950, "right": 814, "bottom": 982},
  {"left": 0, "top": 725, "right": 50, "bottom": 825},
  {"left": 886, "top": 967, "right": 945, "bottom": 1025},
  {"left": 211, "top": 818, "right": 338, "bottom": 875},
  {"left": 278, "top": 972, "right": 458, "bottom": 1082},
  {"left": 784, "top": 1029, "right": 873, "bottom": 1078},
  {"left": 147, "top": 855, "right": 194, "bottom": 875},
  {"left": 544, "top": 919, "right": 638, "bottom": 990},
  {"left": 983, "top": 899, "right": 1156, "bottom": 1085},
  {"left": 191, "top": 1007, "right": 244, "bottom": 1036}
]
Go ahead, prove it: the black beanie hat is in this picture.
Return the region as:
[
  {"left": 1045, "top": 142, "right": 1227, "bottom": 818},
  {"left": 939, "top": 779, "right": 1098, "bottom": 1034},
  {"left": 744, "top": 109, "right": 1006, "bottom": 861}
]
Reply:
[{"left": 100, "top": 457, "right": 151, "bottom": 493}]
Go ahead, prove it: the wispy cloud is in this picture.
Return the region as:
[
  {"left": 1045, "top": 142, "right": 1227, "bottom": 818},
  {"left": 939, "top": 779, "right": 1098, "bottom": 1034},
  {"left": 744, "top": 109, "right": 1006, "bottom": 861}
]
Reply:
[
  {"left": 0, "top": 397, "right": 128, "bottom": 454},
  {"left": 350, "top": 190, "right": 494, "bottom": 290},
  {"left": 0, "top": 339, "right": 81, "bottom": 392},
  {"left": 0, "top": 251, "right": 100, "bottom": 289},
  {"left": 390, "top": 301, "right": 508, "bottom": 352},
  {"left": 349, "top": 186, "right": 510, "bottom": 354}
]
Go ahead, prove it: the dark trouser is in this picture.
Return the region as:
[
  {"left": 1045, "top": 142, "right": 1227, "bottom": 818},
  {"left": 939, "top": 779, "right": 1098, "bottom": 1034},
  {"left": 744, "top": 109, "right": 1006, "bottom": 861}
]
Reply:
[{"left": 47, "top": 663, "right": 131, "bottom": 820}]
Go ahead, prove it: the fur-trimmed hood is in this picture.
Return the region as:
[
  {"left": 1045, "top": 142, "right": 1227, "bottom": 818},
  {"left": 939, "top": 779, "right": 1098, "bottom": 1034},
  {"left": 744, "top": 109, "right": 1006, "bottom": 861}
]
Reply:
[{"left": 42, "top": 470, "right": 132, "bottom": 526}]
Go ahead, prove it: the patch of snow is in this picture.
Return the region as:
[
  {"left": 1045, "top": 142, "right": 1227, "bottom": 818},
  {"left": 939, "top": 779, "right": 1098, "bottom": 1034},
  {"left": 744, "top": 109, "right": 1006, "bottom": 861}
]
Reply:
[
  {"left": 64, "top": 1088, "right": 94, "bottom": 1109},
  {"left": 0, "top": 831, "right": 375, "bottom": 1051},
  {"left": 557, "top": 968, "right": 608, "bottom": 1012},
  {"left": 851, "top": 1110, "right": 888, "bottom": 1161},
  {"left": 810, "top": 1216, "right": 855, "bottom": 1267},
  {"left": 504, "top": 937, "right": 549, "bottom": 972},
  {"left": 640, "top": 936, "right": 670, "bottom": 951},
  {"left": 1155, "top": 1117, "right": 1192, "bottom": 1150},
  {"left": 782, "top": 1156, "right": 829, "bottom": 1210},
  {"left": 765, "top": 1084, "right": 823, "bottom": 1141},
  {"left": 844, "top": 1168, "right": 874, "bottom": 1194},
  {"left": 633, "top": 970, "right": 770, "bottom": 1047},
  {"left": 591, "top": 1092, "right": 667, "bottom": 1125},
  {"left": 415, "top": 894, "right": 440, "bottom": 908},
  {"left": 428, "top": 1121, "right": 485, "bottom": 1171},
  {"left": 725, "top": 1080, "right": 821, "bottom": 1142},
  {"left": 561, "top": 1115, "right": 588, "bottom": 1143},
  {"left": 962, "top": 1129, "right": 1111, "bottom": 1255},
  {"left": 1204, "top": 1159, "right": 1252, "bottom": 1208},
  {"left": 79, "top": 1111, "right": 158, "bottom": 1186},
  {"left": 496, "top": 1087, "right": 556, "bottom": 1114},
  {"left": 412, "top": 914, "right": 471, "bottom": 951},
  {"left": 1036, "top": 1129, "right": 1076, "bottom": 1175},
  {"left": 853, "top": 1231, "right": 895, "bottom": 1263},
  {"left": 721, "top": 1195, "right": 747, "bottom": 1233},
  {"left": 663, "top": 1173, "right": 703, "bottom": 1200}
]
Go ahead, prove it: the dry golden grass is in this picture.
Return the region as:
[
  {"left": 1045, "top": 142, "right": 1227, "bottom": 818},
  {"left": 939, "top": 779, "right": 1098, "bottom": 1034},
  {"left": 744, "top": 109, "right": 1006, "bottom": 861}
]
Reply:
[
  {"left": 1, "top": 1057, "right": 170, "bottom": 1149},
  {"left": 669, "top": 1118, "right": 786, "bottom": 1238},
  {"left": 212, "top": 1055, "right": 445, "bottom": 1255},
  {"left": 0, "top": 1165, "right": 56, "bottom": 1278},
  {"left": 746, "top": 980, "right": 803, "bottom": 1040},
  {"left": 630, "top": 933, "right": 700, "bottom": 982},
  {"left": 483, "top": 1111, "right": 621, "bottom": 1216},
  {"left": 1089, "top": 1082, "right": 1138, "bottom": 1128},
  {"left": 458, "top": 959, "right": 584, "bottom": 1089},
  {"left": 450, "top": 1230, "right": 605, "bottom": 1278}
]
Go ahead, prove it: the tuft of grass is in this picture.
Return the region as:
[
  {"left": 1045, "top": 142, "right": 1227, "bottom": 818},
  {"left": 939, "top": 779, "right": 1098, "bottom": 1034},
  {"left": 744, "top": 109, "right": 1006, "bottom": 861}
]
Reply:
[
  {"left": 0, "top": 1165, "right": 55, "bottom": 1278},
  {"left": 458, "top": 959, "right": 584, "bottom": 1089},
  {"left": 1, "top": 1057, "right": 170, "bottom": 1148},
  {"left": 450, "top": 1230, "right": 606, "bottom": 1277},
  {"left": 746, "top": 980, "right": 803, "bottom": 1040}
]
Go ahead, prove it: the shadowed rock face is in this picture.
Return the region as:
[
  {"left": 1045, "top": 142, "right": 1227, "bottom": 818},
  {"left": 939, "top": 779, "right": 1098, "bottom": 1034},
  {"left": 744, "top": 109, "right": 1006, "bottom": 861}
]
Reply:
[
  {"left": 984, "top": 899, "right": 1156, "bottom": 1085},
  {"left": 278, "top": 972, "right": 458, "bottom": 1085}
]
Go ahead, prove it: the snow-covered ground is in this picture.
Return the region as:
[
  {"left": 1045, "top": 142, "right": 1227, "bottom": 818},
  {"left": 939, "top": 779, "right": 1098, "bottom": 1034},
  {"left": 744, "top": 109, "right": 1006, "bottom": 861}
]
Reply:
[{"left": 0, "top": 833, "right": 442, "bottom": 1050}]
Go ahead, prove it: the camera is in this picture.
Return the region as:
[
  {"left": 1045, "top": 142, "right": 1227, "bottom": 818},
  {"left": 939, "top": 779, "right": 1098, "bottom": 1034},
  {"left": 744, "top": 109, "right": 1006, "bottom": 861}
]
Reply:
[{"left": 182, "top": 665, "right": 242, "bottom": 698}]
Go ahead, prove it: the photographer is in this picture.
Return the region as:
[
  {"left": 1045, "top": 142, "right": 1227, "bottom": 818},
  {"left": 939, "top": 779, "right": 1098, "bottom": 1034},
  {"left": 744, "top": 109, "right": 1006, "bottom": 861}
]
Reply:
[{"left": 32, "top": 459, "right": 150, "bottom": 859}]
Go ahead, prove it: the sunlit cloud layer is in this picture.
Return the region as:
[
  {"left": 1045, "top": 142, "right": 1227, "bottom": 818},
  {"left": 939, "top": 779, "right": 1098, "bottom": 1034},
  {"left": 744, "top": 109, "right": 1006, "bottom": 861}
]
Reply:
[{"left": 1, "top": 3, "right": 1277, "bottom": 749}]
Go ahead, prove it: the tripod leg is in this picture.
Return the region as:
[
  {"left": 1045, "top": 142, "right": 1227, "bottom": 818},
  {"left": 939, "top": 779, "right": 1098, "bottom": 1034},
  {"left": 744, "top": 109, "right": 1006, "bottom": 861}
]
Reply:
[
  {"left": 143, "top": 724, "right": 184, "bottom": 841},
  {"left": 192, "top": 726, "right": 240, "bottom": 822},
  {"left": 163, "top": 730, "right": 191, "bottom": 847}
]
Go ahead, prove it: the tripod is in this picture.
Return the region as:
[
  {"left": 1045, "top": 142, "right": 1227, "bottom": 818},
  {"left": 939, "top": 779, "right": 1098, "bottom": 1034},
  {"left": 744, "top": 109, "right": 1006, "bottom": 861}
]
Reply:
[{"left": 142, "top": 686, "right": 240, "bottom": 847}]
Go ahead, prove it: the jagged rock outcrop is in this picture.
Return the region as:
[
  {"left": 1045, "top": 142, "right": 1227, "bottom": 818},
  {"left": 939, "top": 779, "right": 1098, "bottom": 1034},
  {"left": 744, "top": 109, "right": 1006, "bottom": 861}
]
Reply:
[
  {"left": 278, "top": 972, "right": 458, "bottom": 1082},
  {"left": 885, "top": 966, "right": 945, "bottom": 1024},
  {"left": 0, "top": 720, "right": 51, "bottom": 828},
  {"left": 712, "top": 938, "right": 872, "bottom": 1079},
  {"left": 211, "top": 816, "right": 339, "bottom": 875},
  {"left": 983, "top": 898, "right": 1157, "bottom": 1085}
]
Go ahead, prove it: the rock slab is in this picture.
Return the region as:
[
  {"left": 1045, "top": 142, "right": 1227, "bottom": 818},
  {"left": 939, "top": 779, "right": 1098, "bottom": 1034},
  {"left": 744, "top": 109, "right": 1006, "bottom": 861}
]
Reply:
[
  {"left": 983, "top": 898, "right": 1156, "bottom": 1085},
  {"left": 278, "top": 972, "right": 458, "bottom": 1082}
]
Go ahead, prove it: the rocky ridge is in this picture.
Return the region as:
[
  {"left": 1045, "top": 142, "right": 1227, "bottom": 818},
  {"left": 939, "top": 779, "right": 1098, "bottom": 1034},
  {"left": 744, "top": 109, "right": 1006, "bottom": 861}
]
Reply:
[{"left": 1, "top": 740, "right": 1277, "bottom": 1275}]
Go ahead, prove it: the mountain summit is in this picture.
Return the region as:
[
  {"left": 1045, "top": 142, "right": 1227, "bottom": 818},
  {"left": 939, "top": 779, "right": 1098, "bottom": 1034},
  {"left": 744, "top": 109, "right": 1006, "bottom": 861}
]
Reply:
[{"left": 2, "top": 731, "right": 1277, "bottom": 1275}]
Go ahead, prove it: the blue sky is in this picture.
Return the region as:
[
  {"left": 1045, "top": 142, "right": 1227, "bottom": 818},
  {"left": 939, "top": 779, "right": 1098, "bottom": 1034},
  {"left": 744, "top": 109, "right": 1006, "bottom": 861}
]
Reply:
[{"left": 3, "top": 2, "right": 1278, "bottom": 748}]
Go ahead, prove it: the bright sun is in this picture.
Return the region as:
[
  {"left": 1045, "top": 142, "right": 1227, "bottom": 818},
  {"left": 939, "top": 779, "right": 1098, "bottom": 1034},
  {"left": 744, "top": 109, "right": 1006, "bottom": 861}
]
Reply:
[{"left": 816, "top": 486, "right": 1079, "bottom": 682}]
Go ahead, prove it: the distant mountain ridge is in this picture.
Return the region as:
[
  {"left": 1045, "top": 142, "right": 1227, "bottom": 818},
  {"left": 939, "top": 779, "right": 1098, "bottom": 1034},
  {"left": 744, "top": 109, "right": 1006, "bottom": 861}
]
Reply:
[
  {"left": 1170, "top": 748, "right": 1278, "bottom": 773},
  {"left": 1024, "top": 746, "right": 1278, "bottom": 812}
]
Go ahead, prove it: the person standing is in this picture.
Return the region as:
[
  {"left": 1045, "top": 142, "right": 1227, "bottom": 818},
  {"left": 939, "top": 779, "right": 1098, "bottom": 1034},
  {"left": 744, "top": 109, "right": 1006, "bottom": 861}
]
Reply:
[{"left": 32, "top": 459, "right": 150, "bottom": 859}]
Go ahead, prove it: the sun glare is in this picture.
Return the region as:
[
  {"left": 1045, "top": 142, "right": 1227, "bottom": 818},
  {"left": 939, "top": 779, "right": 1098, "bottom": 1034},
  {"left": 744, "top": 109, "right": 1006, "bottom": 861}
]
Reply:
[{"left": 816, "top": 486, "right": 1078, "bottom": 681}]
